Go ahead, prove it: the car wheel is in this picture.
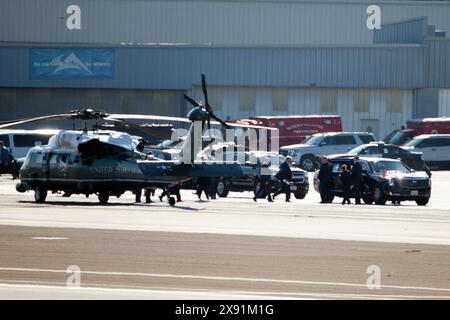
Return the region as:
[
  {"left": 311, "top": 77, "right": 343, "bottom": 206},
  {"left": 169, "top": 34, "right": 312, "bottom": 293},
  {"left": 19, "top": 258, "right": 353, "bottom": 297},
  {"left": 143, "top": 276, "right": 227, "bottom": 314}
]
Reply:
[
  {"left": 362, "top": 196, "right": 373, "bottom": 204},
  {"left": 373, "top": 186, "right": 386, "bottom": 205},
  {"left": 216, "top": 179, "right": 229, "bottom": 198},
  {"left": 416, "top": 198, "right": 429, "bottom": 206},
  {"left": 34, "top": 186, "right": 47, "bottom": 203},
  {"left": 98, "top": 192, "right": 109, "bottom": 204},
  {"left": 300, "top": 155, "right": 316, "bottom": 172},
  {"left": 294, "top": 192, "right": 306, "bottom": 200}
]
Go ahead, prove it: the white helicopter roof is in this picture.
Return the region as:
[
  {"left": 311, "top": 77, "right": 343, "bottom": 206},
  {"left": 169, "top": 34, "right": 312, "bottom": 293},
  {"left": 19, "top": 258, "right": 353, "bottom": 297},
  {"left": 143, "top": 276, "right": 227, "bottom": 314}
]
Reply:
[{"left": 48, "top": 130, "right": 138, "bottom": 151}]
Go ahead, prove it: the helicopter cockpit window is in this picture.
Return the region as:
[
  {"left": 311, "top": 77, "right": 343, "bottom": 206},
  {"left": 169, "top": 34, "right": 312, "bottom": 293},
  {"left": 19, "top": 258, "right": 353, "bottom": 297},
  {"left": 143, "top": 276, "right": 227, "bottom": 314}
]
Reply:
[
  {"left": 60, "top": 154, "right": 69, "bottom": 164},
  {"left": 49, "top": 154, "right": 59, "bottom": 165},
  {"left": 34, "top": 153, "right": 44, "bottom": 164}
]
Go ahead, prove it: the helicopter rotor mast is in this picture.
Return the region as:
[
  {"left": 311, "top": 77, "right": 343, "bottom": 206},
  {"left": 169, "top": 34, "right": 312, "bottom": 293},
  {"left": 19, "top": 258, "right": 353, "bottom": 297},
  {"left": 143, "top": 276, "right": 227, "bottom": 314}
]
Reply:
[{"left": 181, "top": 74, "right": 231, "bottom": 164}]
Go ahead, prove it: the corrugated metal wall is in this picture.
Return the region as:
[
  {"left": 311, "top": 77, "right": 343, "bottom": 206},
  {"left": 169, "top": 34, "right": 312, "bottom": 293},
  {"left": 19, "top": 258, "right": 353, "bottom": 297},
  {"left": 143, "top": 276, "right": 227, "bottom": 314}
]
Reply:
[
  {"left": 374, "top": 16, "right": 428, "bottom": 44},
  {"left": 0, "top": 46, "right": 425, "bottom": 89},
  {"left": 425, "top": 39, "right": 450, "bottom": 88},
  {"left": 439, "top": 89, "right": 450, "bottom": 116},
  {"left": 0, "top": 87, "right": 186, "bottom": 119},
  {"left": 193, "top": 86, "right": 413, "bottom": 139},
  {"left": 0, "top": 85, "right": 412, "bottom": 139},
  {"left": 1, "top": 0, "right": 450, "bottom": 45}
]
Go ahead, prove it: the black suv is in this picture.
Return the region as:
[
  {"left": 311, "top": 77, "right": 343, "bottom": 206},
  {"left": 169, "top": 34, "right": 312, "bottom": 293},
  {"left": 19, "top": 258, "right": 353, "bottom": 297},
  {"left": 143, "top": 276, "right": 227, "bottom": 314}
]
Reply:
[
  {"left": 313, "top": 157, "right": 431, "bottom": 206},
  {"left": 215, "top": 154, "right": 309, "bottom": 199},
  {"left": 326, "top": 142, "right": 429, "bottom": 172}
]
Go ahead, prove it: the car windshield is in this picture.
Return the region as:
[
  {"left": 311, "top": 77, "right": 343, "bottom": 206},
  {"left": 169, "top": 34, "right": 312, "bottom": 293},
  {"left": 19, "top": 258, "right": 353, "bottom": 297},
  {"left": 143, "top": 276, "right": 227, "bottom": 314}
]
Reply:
[
  {"left": 372, "top": 161, "right": 410, "bottom": 173},
  {"left": 303, "top": 136, "right": 323, "bottom": 146},
  {"left": 403, "top": 138, "right": 422, "bottom": 147},
  {"left": 386, "top": 131, "right": 408, "bottom": 145}
]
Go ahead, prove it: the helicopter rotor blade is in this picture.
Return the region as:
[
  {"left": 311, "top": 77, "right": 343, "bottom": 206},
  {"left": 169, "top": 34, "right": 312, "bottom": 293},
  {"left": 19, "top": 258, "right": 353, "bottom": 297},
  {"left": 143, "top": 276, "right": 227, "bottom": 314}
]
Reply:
[
  {"left": 201, "top": 74, "right": 210, "bottom": 111},
  {"left": 183, "top": 94, "right": 201, "bottom": 108},
  {"left": 210, "top": 112, "right": 231, "bottom": 129},
  {"left": 0, "top": 113, "right": 73, "bottom": 129}
]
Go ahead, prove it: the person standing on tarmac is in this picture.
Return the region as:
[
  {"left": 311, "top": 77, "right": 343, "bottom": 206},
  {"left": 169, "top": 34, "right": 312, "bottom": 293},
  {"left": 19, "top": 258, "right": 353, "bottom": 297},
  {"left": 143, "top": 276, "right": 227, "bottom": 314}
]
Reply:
[
  {"left": 208, "top": 177, "right": 217, "bottom": 200},
  {"left": 340, "top": 164, "right": 351, "bottom": 205},
  {"left": 273, "top": 156, "right": 293, "bottom": 202},
  {"left": 196, "top": 176, "right": 210, "bottom": 200},
  {"left": 351, "top": 156, "right": 363, "bottom": 205},
  {"left": 0, "top": 141, "right": 12, "bottom": 174},
  {"left": 318, "top": 157, "right": 332, "bottom": 203}
]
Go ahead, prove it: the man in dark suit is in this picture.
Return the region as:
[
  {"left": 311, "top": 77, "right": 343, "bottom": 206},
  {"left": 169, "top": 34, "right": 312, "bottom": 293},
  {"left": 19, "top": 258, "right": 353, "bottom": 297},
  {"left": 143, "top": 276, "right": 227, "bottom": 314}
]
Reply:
[
  {"left": 273, "top": 156, "right": 293, "bottom": 202},
  {"left": 351, "top": 156, "right": 363, "bottom": 205},
  {"left": 318, "top": 157, "right": 332, "bottom": 203}
]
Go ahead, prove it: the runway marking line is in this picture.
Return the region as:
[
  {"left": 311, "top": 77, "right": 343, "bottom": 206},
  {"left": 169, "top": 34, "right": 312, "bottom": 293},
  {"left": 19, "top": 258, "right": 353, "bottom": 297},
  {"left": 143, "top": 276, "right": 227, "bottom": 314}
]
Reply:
[
  {"left": 1, "top": 281, "right": 450, "bottom": 300},
  {"left": 1, "top": 267, "right": 450, "bottom": 293},
  {"left": 31, "top": 237, "right": 69, "bottom": 240}
]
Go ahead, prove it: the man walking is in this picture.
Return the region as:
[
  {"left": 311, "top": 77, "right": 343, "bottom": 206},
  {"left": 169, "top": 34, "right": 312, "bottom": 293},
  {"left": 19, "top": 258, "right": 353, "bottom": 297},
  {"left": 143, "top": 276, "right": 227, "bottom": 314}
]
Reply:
[
  {"left": 318, "top": 157, "right": 332, "bottom": 203},
  {"left": 273, "top": 156, "right": 293, "bottom": 202},
  {"left": 351, "top": 156, "right": 363, "bottom": 205},
  {"left": 253, "top": 172, "right": 273, "bottom": 202}
]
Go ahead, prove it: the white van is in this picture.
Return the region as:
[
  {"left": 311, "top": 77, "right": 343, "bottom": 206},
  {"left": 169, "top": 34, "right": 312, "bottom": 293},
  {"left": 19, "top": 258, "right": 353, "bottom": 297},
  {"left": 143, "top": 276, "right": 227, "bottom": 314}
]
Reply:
[
  {"left": 0, "top": 129, "right": 60, "bottom": 159},
  {"left": 402, "top": 134, "right": 450, "bottom": 169}
]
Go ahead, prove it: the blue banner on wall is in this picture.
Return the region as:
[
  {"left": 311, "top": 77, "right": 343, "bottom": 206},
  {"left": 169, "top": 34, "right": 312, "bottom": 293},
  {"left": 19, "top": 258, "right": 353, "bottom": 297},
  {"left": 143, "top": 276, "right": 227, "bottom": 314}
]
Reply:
[{"left": 30, "top": 48, "right": 115, "bottom": 79}]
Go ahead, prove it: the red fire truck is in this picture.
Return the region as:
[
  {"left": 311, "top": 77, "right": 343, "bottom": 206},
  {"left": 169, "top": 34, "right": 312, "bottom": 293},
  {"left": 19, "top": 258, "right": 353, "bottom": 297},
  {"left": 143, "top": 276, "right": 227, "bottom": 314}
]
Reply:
[{"left": 234, "top": 115, "right": 343, "bottom": 147}]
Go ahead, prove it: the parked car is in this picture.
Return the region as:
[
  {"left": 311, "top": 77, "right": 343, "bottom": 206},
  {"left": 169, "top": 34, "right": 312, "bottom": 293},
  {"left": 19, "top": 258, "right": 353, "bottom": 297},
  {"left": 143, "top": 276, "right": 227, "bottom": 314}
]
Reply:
[
  {"left": 280, "top": 132, "right": 375, "bottom": 171},
  {"left": 384, "top": 117, "right": 450, "bottom": 146},
  {"left": 0, "top": 129, "right": 60, "bottom": 159},
  {"left": 313, "top": 157, "right": 431, "bottom": 206},
  {"left": 402, "top": 134, "right": 450, "bottom": 170},
  {"left": 383, "top": 128, "right": 418, "bottom": 146},
  {"left": 215, "top": 153, "right": 309, "bottom": 199},
  {"left": 325, "top": 142, "right": 428, "bottom": 172}
]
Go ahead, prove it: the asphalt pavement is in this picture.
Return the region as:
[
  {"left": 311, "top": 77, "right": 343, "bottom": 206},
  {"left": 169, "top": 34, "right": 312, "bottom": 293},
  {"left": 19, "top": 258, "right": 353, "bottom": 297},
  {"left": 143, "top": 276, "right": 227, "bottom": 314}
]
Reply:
[{"left": 0, "top": 172, "right": 449, "bottom": 299}]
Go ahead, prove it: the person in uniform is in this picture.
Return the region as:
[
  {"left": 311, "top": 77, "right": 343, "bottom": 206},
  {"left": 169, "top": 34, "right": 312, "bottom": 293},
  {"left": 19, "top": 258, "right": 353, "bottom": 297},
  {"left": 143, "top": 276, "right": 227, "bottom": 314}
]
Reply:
[
  {"left": 351, "top": 156, "right": 363, "bottom": 205},
  {"left": 340, "top": 164, "right": 351, "bottom": 205},
  {"left": 273, "top": 156, "right": 293, "bottom": 202},
  {"left": 318, "top": 157, "right": 332, "bottom": 203}
]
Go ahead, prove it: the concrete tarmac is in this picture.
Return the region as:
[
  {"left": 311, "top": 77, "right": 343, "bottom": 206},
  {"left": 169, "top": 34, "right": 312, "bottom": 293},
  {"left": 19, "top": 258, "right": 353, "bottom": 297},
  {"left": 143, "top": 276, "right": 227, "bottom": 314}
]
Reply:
[{"left": 0, "top": 172, "right": 449, "bottom": 299}]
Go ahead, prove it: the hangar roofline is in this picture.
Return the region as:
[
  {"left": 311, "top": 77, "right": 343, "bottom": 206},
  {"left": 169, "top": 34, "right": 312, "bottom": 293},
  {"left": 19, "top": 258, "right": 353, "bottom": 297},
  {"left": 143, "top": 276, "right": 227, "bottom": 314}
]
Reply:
[{"left": 0, "top": 41, "right": 423, "bottom": 49}]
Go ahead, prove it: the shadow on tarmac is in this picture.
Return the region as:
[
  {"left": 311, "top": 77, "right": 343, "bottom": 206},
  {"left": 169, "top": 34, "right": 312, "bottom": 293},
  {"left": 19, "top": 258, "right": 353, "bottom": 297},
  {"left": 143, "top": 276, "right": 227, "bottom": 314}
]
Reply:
[{"left": 17, "top": 200, "right": 203, "bottom": 211}]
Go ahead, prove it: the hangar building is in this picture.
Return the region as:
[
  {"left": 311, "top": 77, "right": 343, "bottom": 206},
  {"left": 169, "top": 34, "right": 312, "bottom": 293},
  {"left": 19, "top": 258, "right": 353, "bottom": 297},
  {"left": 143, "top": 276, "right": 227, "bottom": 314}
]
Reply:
[{"left": 1, "top": 0, "right": 450, "bottom": 139}]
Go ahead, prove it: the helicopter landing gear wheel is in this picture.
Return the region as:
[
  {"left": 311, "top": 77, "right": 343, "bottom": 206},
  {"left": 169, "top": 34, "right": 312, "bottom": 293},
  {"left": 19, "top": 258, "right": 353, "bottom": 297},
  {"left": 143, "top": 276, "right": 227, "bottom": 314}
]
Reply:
[
  {"left": 34, "top": 186, "right": 47, "bottom": 203},
  {"left": 168, "top": 197, "right": 176, "bottom": 207},
  {"left": 98, "top": 192, "right": 109, "bottom": 204}
]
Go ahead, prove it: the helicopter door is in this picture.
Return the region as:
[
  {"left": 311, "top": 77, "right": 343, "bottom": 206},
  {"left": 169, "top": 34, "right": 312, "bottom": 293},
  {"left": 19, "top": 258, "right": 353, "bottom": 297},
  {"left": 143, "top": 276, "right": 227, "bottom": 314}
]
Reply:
[{"left": 47, "top": 153, "right": 66, "bottom": 187}]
